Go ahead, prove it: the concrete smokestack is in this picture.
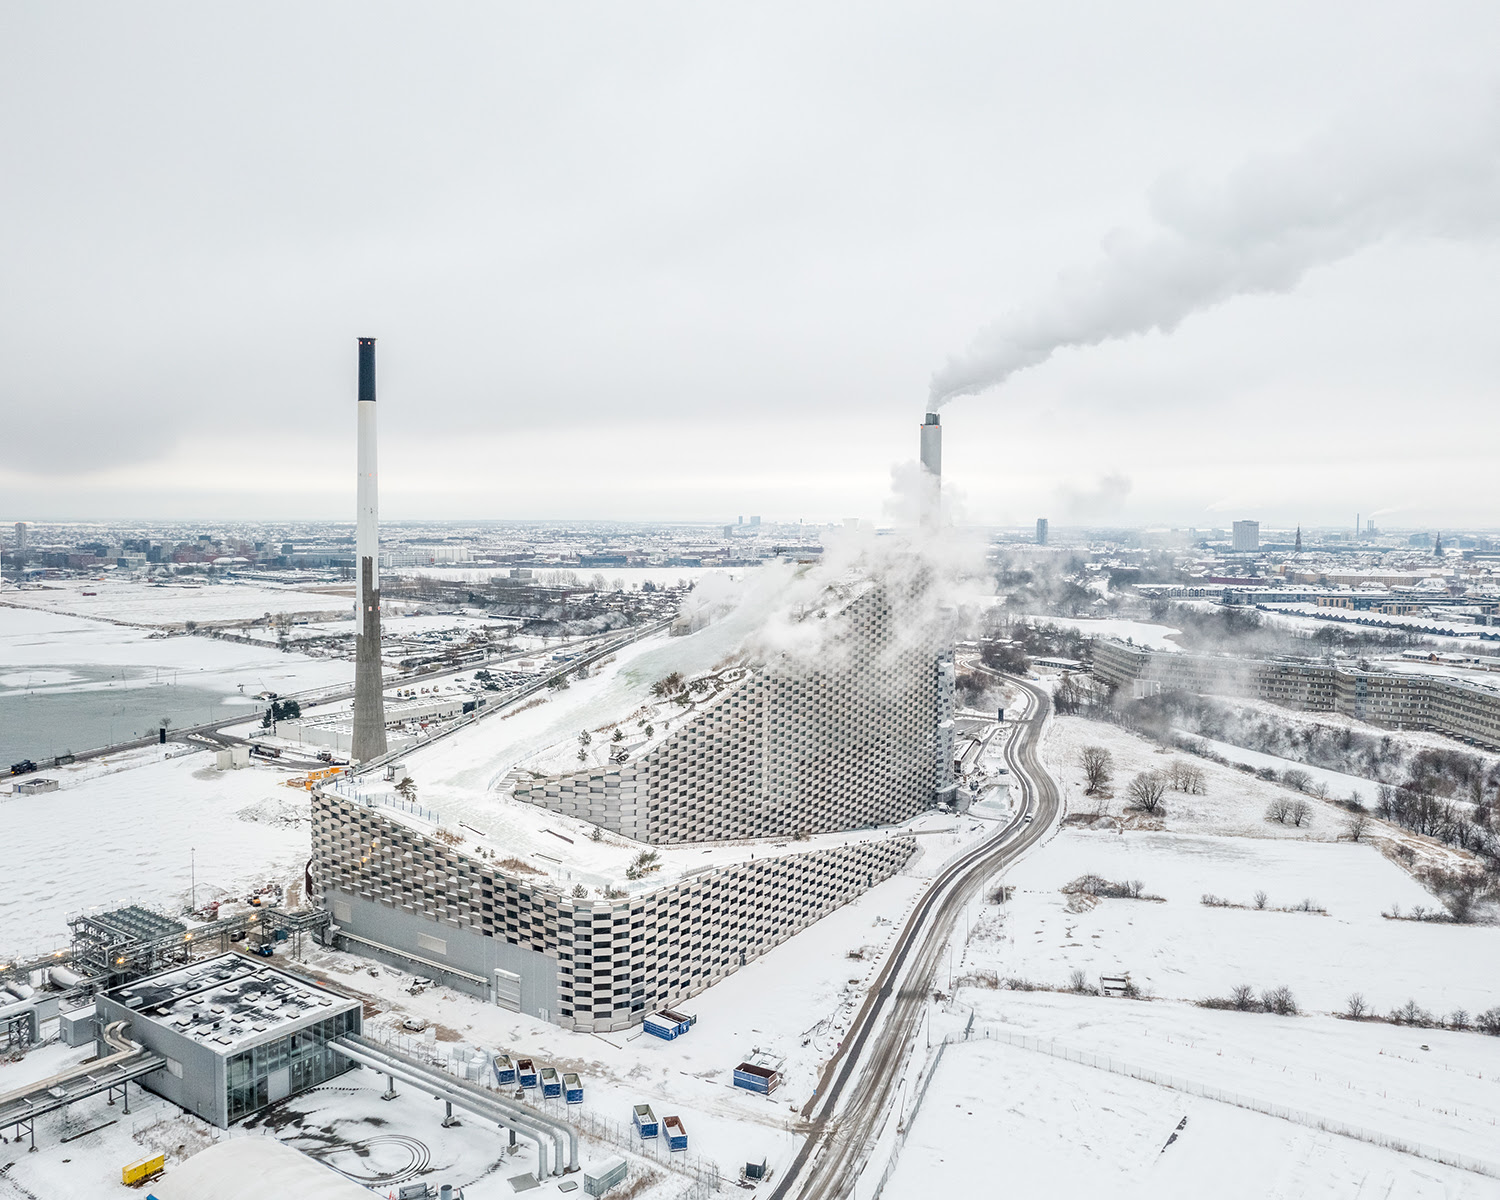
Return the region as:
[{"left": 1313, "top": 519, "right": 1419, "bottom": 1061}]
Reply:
[
  {"left": 919, "top": 412, "right": 941, "bottom": 531},
  {"left": 352, "top": 337, "right": 388, "bottom": 762}
]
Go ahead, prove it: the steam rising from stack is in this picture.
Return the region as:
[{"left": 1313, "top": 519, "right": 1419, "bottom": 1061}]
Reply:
[{"left": 928, "top": 98, "right": 1500, "bottom": 405}]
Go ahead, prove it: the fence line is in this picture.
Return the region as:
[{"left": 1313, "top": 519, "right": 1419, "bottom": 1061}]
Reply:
[{"left": 945, "top": 1025, "right": 1500, "bottom": 1180}]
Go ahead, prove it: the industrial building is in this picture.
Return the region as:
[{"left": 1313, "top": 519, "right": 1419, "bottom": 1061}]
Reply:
[
  {"left": 1094, "top": 639, "right": 1500, "bottom": 749},
  {"left": 95, "top": 954, "right": 361, "bottom": 1127},
  {"left": 313, "top": 579, "right": 955, "bottom": 1032},
  {"left": 510, "top": 587, "right": 956, "bottom": 841}
]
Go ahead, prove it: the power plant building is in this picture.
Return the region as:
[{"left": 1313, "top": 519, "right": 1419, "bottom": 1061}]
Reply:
[{"left": 313, "top": 581, "right": 957, "bottom": 1032}]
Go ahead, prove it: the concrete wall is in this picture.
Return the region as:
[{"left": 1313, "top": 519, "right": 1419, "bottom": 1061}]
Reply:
[
  {"left": 95, "top": 995, "right": 227, "bottom": 1126},
  {"left": 331, "top": 890, "right": 560, "bottom": 1019}
]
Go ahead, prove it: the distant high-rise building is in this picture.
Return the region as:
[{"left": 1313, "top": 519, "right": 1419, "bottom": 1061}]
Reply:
[
  {"left": 13, "top": 522, "right": 25, "bottom": 555},
  {"left": 1035, "top": 518, "right": 1049, "bottom": 546},
  {"left": 749, "top": 515, "right": 761, "bottom": 527},
  {"left": 1232, "top": 520, "right": 1260, "bottom": 553}
]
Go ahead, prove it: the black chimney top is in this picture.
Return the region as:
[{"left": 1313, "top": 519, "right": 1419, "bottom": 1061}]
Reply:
[{"left": 358, "top": 338, "right": 377, "bottom": 403}]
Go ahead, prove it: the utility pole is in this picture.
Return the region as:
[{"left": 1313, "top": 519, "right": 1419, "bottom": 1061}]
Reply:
[{"left": 191, "top": 847, "right": 196, "bottom": 911}]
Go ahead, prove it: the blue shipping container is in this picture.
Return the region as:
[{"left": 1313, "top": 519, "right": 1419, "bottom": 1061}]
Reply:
[
  {"left": 663, "top": 1116, "right": 688, "bottom": 1151},
  {"left": 643, "top": 1009, "right": 694, "bottom": 1040},
  {"left": 733, "top": 1062, "right": 780, "bottom": 1094},
  {"left": 493, "top": 1054, "right": 516, "bottom": 1086},
  {"left": 540, "top": 1067, "right": 562, "bottom": 1098},
  {"left": 564, "top": 1072, "right": 584, "bottom": 1104},
  {"left": 517, "top": 1058, "right": 539, "bottom": 1088},
  {"left": 632, "top": 1104, "right": 658, "bottom": 1139}
]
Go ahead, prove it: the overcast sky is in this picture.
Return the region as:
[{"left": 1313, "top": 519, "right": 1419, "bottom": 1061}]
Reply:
[{"left": 3, "top": 2, "right": 1498, "bottom": 529}]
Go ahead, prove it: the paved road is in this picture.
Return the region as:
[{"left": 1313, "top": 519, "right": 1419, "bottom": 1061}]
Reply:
[{"left": 772, "top": 675, "right": 1061, "bottom": 1200}]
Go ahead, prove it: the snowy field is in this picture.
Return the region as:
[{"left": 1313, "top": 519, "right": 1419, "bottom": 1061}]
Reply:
[
  {"left": 0, "top": 607, "right": 350, "bottom": 695},
  {"left": 1, "top": 578, "right": 352, "bottom": 626},
  {"left": 1043, "top": 714, "right": 1352, "bottom": 841},
  {"left": 885, "top": 997, "right": 1500, "bottom": 1200},
  {"left": 0, "top": 749, "right": 313, "bottom": 958},
  {"left": 1014, "top": 613, "right": 1184, "bottom": 651},
  {"left": 960, "top": 827, "right": 1499, "bottom": 1017},
  {"left": 402, "top": 565, "right": 758, "bottom": 587}
]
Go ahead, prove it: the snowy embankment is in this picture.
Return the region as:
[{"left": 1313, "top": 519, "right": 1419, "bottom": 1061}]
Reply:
[{"left": 0, "top": 751, "right": 312, "bottom": 958}]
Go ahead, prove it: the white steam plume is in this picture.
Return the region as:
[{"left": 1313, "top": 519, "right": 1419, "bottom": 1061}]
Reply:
[{"left": 930, "top": 98, "right": 1500, "bottom": 406}]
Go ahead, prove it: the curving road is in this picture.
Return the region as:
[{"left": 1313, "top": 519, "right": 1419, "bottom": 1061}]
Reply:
[{"left": 772, "top": 674, "right": 1061, "bottom": 1200}]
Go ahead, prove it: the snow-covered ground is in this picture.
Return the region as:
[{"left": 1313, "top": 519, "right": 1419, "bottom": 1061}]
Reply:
[
  {"left": 959, "top": 827, "right": 1498, "bottom": 1016},
  {"left": 1043, "top": 714, "right": 1349, "bottom": 841},
  {"left": 402, "top": 565, "right": 755, "bottom": 588},
  {"left": 885, "top": 995, "right": 1500, "bottom": 1200},
  {"left": 1182, "top": 732, "right": 1382, "bottom": 807},
  {"left": 2, "top": 578, "right": 355, "bottom": 626},
  {"left": 0, "top": 606, "right": 350, "bottom": 696},
  {"left": 1013, "top": 614, "right": 1184, "bottom": 651},
  {"left": 0, "top": 749, "right": 313, "bottom": 958}
]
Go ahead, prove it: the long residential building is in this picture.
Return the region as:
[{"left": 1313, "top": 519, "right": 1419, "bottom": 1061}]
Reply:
[{"left": 1094, "top": 640, "right": 1500, "bottom": 750}]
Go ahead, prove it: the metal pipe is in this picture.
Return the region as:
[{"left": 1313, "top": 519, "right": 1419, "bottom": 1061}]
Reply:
[
  {"left": 331, "top": 1040, "right": 557, "bottom": 1175},
  {"left": 343, "top": 1033, "right": 577, "bottom": 1171}
]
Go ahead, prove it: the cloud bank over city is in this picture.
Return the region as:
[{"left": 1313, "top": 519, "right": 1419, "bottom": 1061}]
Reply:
[{"left": 2, "top": 2, "right": 1498, "bottom": 527}]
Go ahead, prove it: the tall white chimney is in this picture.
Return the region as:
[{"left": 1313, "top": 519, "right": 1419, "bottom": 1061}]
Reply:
[
  {"left": 919, "top": 412, "right": 942, "bottom": 531},
  {"left": 352, "top": 337, "right": 388, "bottom": 761}
]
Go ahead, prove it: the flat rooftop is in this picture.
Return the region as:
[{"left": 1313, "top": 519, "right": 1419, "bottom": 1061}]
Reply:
[{"left": 104, "top": 954, "right": 359, "bottom": 1055}]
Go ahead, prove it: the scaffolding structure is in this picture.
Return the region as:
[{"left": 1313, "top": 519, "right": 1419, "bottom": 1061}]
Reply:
[{"left": 68, "top": 907, "right": 189, "bottom": 980}]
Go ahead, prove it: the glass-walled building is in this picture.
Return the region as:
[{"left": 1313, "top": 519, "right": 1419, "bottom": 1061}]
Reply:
[{"left": 97, "top": 954, "right": 362, "bottom": 1128}]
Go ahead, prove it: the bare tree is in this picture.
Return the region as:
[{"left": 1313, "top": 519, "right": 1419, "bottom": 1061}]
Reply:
[
  {"left": 1079, "top": 746, "right": 1113, "bottom": 795},
  {"left": 395, "top": 776, "right": 417, "bottom": 802},
  {"left": 1125, "top": 771, "right": 1167, "bottom": 814},
  {"left": 1229, "top": 983, "right": 1257, "bottom": 1011},
  {"left": 1344, "top": 812, "right": 1371, "bottom": 843},
  {"left": 1265, "top": 796, "right": 1294, "bottom": 824},
  {"left": 1261, "top": 985, "right": 1298, "bottom": 1016},
  {"left": 1289, "top": 798, "right": 1312, "bottom": 828},
  {"left": 1282, "top": 768, "right": 1313, "bottom": 792},
  {"left": 1345, "top": 992, "right": 1368, "bottom": 1019},
  {"left": 1253, "top": 890, "right": 1268, "bottom": 910}
]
